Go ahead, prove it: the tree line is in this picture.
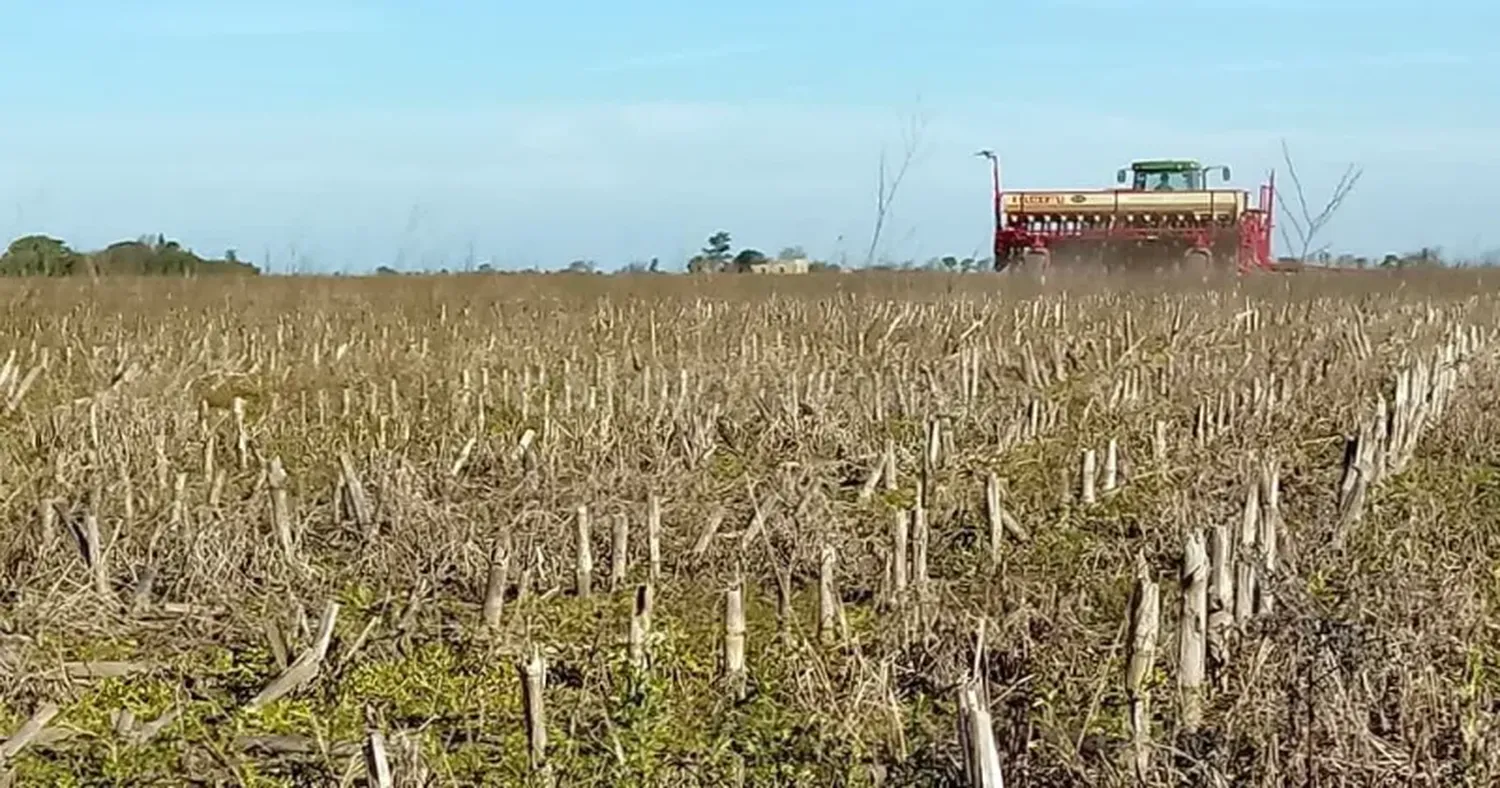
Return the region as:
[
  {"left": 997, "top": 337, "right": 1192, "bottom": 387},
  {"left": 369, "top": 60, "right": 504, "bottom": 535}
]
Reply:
[
  {"left": 366, "top": 231, "right": 996, "bottom": 275},
  {"left": 13, "top": 230, "right": 1477, "bottom": 277},
  {"left": 0, "top": 234, "right": 260, "bottom": 277}
]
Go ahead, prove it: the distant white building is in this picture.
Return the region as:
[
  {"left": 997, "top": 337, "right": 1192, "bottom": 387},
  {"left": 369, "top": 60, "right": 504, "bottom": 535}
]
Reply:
[{"left": 747, "top": 257, "right": 811, "bottom": 274}]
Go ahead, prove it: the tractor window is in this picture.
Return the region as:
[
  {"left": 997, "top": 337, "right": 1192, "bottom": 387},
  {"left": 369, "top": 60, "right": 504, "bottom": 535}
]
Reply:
[{"left": 1132, "top": 170, "right": 1198, "bottom": 191}]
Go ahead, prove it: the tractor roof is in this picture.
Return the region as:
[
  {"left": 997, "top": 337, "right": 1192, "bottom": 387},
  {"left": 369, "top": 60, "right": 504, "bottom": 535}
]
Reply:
[{"left": 1130, "top": 159, "right": 1202, "bottom": 171}]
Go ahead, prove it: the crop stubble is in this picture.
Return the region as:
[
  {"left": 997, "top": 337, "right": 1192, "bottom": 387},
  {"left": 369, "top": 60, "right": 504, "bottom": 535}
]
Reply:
[{"left": 0, "top": 268, "right": 1498, "bottom": 786}]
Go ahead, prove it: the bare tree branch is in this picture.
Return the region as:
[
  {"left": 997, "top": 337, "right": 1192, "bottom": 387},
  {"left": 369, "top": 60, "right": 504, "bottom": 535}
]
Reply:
[
  {"left": 864, "top": 108, "right": 928, "bottom": 268},
  {"left": 1275, "top": 139, "right": 1363, "bottom": 262}
]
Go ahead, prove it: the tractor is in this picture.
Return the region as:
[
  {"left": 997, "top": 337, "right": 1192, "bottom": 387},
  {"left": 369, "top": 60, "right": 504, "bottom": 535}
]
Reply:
[{"left": 981, "top": 153, "right": 1276, "bottom": 274}]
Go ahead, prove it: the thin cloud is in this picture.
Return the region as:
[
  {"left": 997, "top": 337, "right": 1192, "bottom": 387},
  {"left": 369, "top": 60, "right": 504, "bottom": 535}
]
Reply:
[
  {"left": 1048, "top": 0, "right": 1393, "bottom": 8},
  {"left": 580, "top": 43, "right": 774, "bottom": 74},
  {"left": 1212, "top": 51, "right": 1476, "bottom": 73},
  {"left": 72, "top": 3, "right": 385, "bottom": 38}
]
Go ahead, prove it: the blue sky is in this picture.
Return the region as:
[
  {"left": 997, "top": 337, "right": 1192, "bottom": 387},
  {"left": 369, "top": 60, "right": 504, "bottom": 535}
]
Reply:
[{"left": 1, "top": 0, "right": 1495, "bottom": 271}]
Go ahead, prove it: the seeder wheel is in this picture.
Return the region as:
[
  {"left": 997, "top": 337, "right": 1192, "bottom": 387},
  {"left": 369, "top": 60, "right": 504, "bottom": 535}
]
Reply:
[
  {"left": 1021, "top": 249, "right": 1050, "bottom": 272},
  {"left": 1180, "top": 249, "right": 1212, "bottom": 280}
]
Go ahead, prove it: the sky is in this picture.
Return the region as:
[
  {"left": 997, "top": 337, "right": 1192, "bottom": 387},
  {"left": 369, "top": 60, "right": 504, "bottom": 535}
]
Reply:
[{"left": 1, "top": 0, "right": 1496, "bottom": 272}]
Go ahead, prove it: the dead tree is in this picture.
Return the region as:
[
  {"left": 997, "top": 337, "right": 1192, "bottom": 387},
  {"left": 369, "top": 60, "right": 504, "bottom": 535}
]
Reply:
[
  {"left": 864, "top": 108, "right": 928, "bottom": 268},
  {"left": 1275, "top": 138, "right": 1363, "bottom": 262}
]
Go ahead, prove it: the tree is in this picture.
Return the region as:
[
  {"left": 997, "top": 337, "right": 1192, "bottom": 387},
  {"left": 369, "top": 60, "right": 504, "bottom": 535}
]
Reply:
[
  {"left": 732, "top": 248, "right": 767, "bottom": 272},
  {"left": 565, "top": 259, "right": 597, "bottom": 274},
  {"left": 0, "top": 235, "right": 83, "bottom": 276},
  {"left": 1276, "top": 139, "right": 1363, "bottom": 263},
  {"left": 1, "top": 233, "right": 257, "bottom": 277},
  {"left": 778, "top": 246, "right": 806, "bottom": 260},
  {"left": 1401, "top": 247, "right": 1442, "bottom": 268},
  {"left": 865, "top": 108, "right": 928, "bottom": 268},
  {"left": 702, "top": 231, "right": 731, "bottom": 262},
  {"left": 689, "top": 231, "right": 734, "bottom": 273}
]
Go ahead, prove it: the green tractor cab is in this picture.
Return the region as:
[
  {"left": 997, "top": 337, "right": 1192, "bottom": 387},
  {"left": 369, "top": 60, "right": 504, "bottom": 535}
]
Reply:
[{"left": 1116, "top": 159, "right": 1232, "bottom": 191}]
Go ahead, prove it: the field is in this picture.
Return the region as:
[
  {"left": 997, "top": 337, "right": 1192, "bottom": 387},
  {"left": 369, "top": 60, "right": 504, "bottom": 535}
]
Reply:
[{"left": 1, "top": 269, "right": 1498, "bottom": 786}]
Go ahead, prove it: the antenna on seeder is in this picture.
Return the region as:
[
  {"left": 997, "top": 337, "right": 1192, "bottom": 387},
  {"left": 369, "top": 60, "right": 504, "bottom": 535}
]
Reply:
[{"left": 975, "top": 150, "right": 1002, "bottom": 227}]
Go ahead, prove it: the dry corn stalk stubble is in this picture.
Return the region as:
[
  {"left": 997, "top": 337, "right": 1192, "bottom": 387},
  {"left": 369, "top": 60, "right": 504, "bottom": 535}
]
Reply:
[{"left": 0, "top": 268, "right": 1498, "bottom": 785}]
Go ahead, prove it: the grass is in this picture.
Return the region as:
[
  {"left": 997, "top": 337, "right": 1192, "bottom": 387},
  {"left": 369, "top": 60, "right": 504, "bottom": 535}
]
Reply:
[{"left": 1, "top": 268, "right": 1498, "bottom": 785}]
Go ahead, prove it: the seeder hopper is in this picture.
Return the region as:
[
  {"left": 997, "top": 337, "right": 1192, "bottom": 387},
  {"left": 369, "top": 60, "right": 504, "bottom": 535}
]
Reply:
[{"left": 981, "top": 153, "right": 1276, "bottom": 274}]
